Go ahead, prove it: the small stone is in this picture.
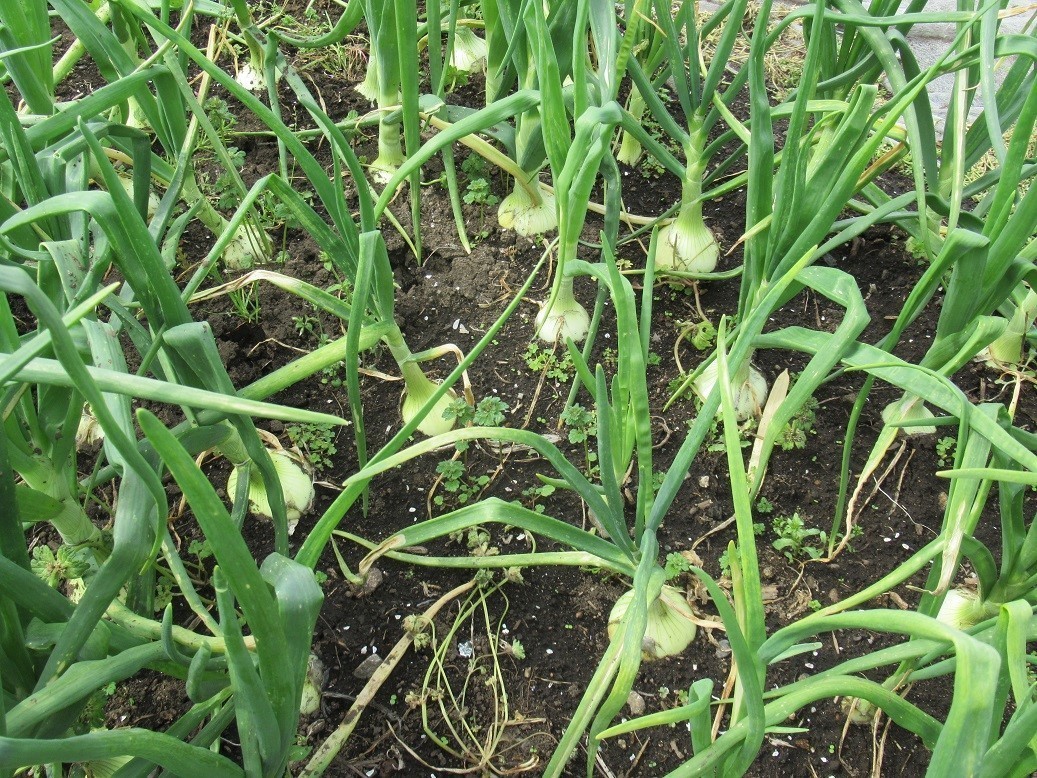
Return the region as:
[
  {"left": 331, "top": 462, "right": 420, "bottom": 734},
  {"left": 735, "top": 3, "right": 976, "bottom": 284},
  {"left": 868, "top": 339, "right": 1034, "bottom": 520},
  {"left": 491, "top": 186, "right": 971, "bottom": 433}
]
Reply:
[
  {"left": 626, "top": 691, "right": 645, "bottom": 716},
  {"left": 352, "top": 654, "right": 383, "bottom": 679},
  {"left": 698, "top": 476, "right": 710, "bottom": 488}
]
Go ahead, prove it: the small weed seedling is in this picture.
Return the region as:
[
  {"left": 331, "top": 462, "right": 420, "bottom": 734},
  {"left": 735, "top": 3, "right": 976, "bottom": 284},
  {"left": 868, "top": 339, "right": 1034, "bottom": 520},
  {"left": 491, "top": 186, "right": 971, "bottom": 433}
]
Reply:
[
  {"left": 444, "top": 396, "right": 509, "bottom": 428},
  {"left": 434, "top": 459, "right": 490, "bottom": 508},
  {"left": 202, "top": 96, "right": 237, "bottom": 143},
  {"left": 442, "top": 396, "right": 510, "bottom": 457},
  {"left": 664, "top": 552, "right": 692, "bottom": 580},
  {"left": 520, "top": 482, "right": 556, "bottom": 514},
  {"left": 936, "top": 436, "right": 957, "bottom": 467},
  {"left": 228, "top": 281, "right": 261, "bottom": 323},
  {"left": 292, "top": 313, "right": 320, "bottom": 339},
  {"left": 30, "top": 545, "right": 89, "bottom": 588},
  {"left": 772, "top": 512, "right": 827, "bottom": 563},
  {"left": 777, "top": 397, "right": 818, "bottom": 451},
  {"left": 561, "top": 403, "right": 598, "bottom": 475},
  {"left": 523, "top": 342, "right": 575, "bottom": 382},
  {"left": 683, "top": 319, "right": 717, "bottom": 351},
  {"left": 461, "top": 155, "right": 500, "bottom": 233},
  {"left": 319, "top": 360, "right": 347, "bottom": 389},
  {"left": 449, "top": 527, "right": 500, "bottom": 557},
  {"left": 210, "top": 147, "right": 247, "bottom": 210},
  {"left": 705, "top": 414, "right": 755, "bottom": 453},
  {"left": 286, "top": 423, "right": 338, "bottom": 473}
]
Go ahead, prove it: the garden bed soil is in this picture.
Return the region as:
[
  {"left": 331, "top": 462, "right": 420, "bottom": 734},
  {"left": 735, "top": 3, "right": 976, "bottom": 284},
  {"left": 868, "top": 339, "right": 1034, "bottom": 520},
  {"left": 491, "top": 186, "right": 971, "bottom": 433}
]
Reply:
[{"left": 81, "top": 4, "right": 1037, "bottom": 777}]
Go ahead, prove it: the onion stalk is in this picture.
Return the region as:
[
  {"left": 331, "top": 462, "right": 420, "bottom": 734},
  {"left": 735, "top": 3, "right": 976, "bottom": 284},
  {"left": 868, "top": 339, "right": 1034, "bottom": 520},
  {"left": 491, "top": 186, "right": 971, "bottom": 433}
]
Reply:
[
  {"left": 983, "top": 288, "right": 1036, "bottom": 368},
  {"left": 371, "top": 117, "right": 406, "bottom": 183},
  {"left": 17, "top": 455, "right": 100, "bottom": 547},
  {"left": 882, "top": 394, "right": 937, "bottom": 436},
  {"left": 616, "top": 86, "right": 646, "bottom": 166},
  {"left": 180, "top": 167, "right": 269, "bottom": 270},
  {"left": 355, "top": 55, "right": 380, "bottom": 102},
  {"left": 359, "top": 0, "right": 404, "bottom": 183},
  {"left": 655, "top": 124, "right": 719, "bottom": 274}
]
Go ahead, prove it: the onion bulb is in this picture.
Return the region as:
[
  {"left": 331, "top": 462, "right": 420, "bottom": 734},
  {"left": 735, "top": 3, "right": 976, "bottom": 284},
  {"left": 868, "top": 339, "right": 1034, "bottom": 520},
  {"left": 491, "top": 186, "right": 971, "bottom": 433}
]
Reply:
[
  {"left": 982, "top": 291, "right": 1035, "bottom": 368},
  {"left": 535, "top": 294, "right": 593, "bottom": 342},
  {"left": 498, "top": 183, "right": 557, "bottom": 236},
  {"left": 77, "top": 406, "right": 104, "bottom": 446},
  {"left": 227, "top": 449, "right": 314, "bottom": 527},
  {"left": 400, "top": 366, "right": 458, "bottom": 437},
  {"left": 299, "top": 653, "right": 327, "bottom": 715},
  {"left": 235, "top": 62, "right": 265, "bottom": 92},
  {"left": 655, "top": 206, "right": 719, "bottom": 275},
  {"left": 881, "top": 395, "right": 936, "bottom": 436},
  {"left": 937, "top": 587, "right": 997, "bottom": 630},
  {"left": 608, "top": 585, "right": 698, "bottom": 660},
  {"left": 220, "top": 221, "right": 268, "bottom": 271},
  {"left": 693, "top": 360, "right": 768, "bottom": 421},
  {"left": 449, "top": 27, "right": 488, "bottom": 74}
]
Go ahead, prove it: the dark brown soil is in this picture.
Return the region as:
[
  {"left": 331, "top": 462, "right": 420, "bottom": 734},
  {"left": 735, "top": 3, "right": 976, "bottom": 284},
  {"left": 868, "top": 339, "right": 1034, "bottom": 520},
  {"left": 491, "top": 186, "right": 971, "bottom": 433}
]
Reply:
[{"left": 53, "top": 2, "right": 1035, "bottom": 777}]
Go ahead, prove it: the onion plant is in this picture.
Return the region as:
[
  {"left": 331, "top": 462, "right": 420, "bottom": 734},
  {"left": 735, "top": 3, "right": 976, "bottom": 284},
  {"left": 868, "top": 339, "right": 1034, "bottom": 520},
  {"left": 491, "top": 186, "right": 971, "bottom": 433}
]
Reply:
[
  {"left": 829, "top": 13, "right": 1036, "bottom": 523},
  {"left": 319, "top": 226, "right": 835, "bottom": 774},
  {"left": 516, "top": 0, "right": 625, "bottom": 343},
  {"left": 115, "top": 0, "right": 474, "bottom": 448},
  {"left": 478, "top": 0, "right": 581, "bottom": 237},
  {"left": 226, "top": 0, "right": 272, "bottom": 92},
  {"left": 626, "top": 0, "right": 754, "bottom": 274},
  {"left": 669, "top": 0, "right": 1009, "bottom": 426},
  {"left": 35, "top": 0, "right": 272, "bottom": 269},
  {"left": 0, "top": 79, "right": 344, "bottom": 778},
  {"left": 356, "top": 0, "right": 406, "bottom": 181},
  {"left": 4, "top": 0, "right": 1035, "bottom": 773},
  {"left": 891, "top": 29, "right": 1036, "bottom": 377},
  {"left": 667, "top": 371, "right": 1037, "bottom": 773}
]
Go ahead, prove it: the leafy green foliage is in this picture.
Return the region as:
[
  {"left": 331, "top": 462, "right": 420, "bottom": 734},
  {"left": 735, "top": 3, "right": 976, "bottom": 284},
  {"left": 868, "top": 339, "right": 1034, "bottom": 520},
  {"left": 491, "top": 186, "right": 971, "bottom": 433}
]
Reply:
[
  {"left": 444, "top": 396, "right": 510, "bottom": 427},
  {"left": 560, "top": 404, "right": 595, "bottom": 444},
  {"left": 434, "top": 459, "right": 490, "bottom": 507},
  {"left": 211, "top": 147, "right": 247, "bottom": 210},
  {"left": 778, "top": 397, "right": 818, "bottom": 451},
  {"left": 772, "top": 513, "right": 827, "bottom": 563},
  {"left": 664, "top": 552, "right": 691, "bottom": 580},
  {"left": 30, "top": 545, "right": 89, "bottom": 588},
  {"left": 523, "top": 343, "right": 575, "bottom": 381},
  {"left": 286, "top": 423, "right": 338, "bottom": 472},
  {"left": 520, "top": 482, "right": 556, "bottom": 514},
  {"left": 691, "top": 320, "right": 717, "bottom": 351},
  {"left": 936, "top": 436, "right": 957, "bottom": 467}
]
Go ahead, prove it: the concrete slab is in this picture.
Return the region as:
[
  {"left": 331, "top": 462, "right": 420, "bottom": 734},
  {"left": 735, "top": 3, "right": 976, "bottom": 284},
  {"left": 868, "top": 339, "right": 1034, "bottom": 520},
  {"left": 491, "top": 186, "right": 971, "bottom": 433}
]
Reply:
[{"left": 698, "top": 0, "right": 1036, "bottom": 132}]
